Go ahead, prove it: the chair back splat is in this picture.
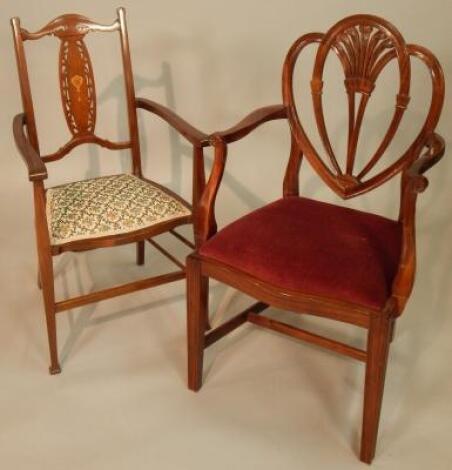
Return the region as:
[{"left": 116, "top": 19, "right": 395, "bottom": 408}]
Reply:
[
  {"left": 282, "top": 14, "right": 445, "bottom": 198},
  {"left": 11, "top": 9, "right": 142, "bottom": 175}
]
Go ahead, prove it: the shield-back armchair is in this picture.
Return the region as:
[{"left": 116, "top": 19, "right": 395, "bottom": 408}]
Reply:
[
  {"left": 11, "top": 8, "right": 209, "bottom": 374},
  {"left": 187, "top": 15, "right": 445, "bottom": 463}
]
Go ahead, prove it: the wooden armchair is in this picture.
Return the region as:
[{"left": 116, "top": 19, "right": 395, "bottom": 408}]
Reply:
[
  {"left": 186, "top": 15, "right": 445, "bottom": 463},
  {"left": 11, "top": 8, "right": 209, "bottom": 374}
]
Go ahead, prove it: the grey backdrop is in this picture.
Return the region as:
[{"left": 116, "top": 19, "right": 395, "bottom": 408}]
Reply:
[{"left": 1, "top": 1, "right": 451, "bottom": 469}]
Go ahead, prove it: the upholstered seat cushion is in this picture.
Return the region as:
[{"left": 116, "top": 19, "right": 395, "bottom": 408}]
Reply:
[
  {"left": 46, "top": 174, "right": 191, "bottom": 245},
  {"left": 199, "top": 197, "right": 402, "bottom": 310}
]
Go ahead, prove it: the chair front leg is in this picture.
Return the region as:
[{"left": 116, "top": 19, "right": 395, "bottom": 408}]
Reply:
[
  {"left": 360, "top": 313, "right": 392, "bottom": 463},
  {"left": 38, "top": 248, "right": 60, "bottom": 375},
  {"left": 201, "top": 276, "right": 211, "bottom": 330},
  {"left": 34, "top": 182, "right": 61, "bottom": 375},
  {"left": 187, "top": 255, "right": 207, "bottom": 391},
  {"left": 136, "top": 240, "right": 145, "bottom": 265}
]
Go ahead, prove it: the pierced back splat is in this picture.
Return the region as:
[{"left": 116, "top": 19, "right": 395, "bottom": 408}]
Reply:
[{"left": 283, "top": 15, "right": 443, "bottom": 199}]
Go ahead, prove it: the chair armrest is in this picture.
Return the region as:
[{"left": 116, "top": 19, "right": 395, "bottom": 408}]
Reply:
[
  {"left": 391, "top": 132, "right": 446, "bottom": 314},
  {"left": 214, "top": 105, "right": 287, "bottom": 143},
  {"left": 404, "top": 133, "right": 445, "bottom": 189},
  {"left": 195, "top": 105, "right": 287, "bottom": 244},
  {"left": 135, "top": 97, "right": 209, "bottom": 147},
  {"left": 13, "top": 113, "right": 47, "bottom": 181}
]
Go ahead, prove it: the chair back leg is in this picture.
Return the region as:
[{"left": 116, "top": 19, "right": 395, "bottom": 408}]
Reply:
[
  {"left": 360, "top": 314, "right": 392, "bottom": 463},
  {"left": 187, "top": 255, "right": 207, "bottom": 391}
]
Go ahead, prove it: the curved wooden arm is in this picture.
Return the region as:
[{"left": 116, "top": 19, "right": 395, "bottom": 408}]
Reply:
[
  {"left": 135, "top": 97, "right": 209, "bottom": 147},
  {"left": 195, "top": 105, "right": 288, "bottom": 245},
  {"left": 391, "top": 132, "right": 445, "bottom": 314},
  {"left": 405, "top": 133, "right": 445, "bottom": 180},
  {"left": 13, "top": 113, "right": 47, "bottom": 181},
  {"left": 214, "top": 105, "right": 287, "bottom": 143}
]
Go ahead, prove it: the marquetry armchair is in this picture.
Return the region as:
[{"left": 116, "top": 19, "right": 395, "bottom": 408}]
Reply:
[
  {"left": 11, "top": 8, "right": 209, "bottom": 374},
  {"left": 186, "top": 15, "right": 445, "bottom": 463}
]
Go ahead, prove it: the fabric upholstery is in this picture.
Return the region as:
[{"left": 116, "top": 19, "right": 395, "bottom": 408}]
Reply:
[
  {"left": 199, "top": 197, "right": 402, "bottom": 310},
  {"left": 46, "top": 174, "right": 190, "bottom": 245}
]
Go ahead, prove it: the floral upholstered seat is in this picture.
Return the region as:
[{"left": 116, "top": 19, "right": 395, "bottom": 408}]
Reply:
[{"left": 46, "top": 174, "right": 191, "bottom": 245}]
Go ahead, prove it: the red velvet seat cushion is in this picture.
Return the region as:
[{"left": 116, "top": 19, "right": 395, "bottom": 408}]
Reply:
[{"left": 199, "top": 197, "right": 402, "bottom": 310}]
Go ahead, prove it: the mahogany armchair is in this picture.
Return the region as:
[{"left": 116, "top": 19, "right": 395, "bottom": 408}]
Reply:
[
  {"left": 12, "top": 8, "right": 209, "bottom": 374},
  {"left": 187, "top": 15, "right": 445, "bottom": 463}
]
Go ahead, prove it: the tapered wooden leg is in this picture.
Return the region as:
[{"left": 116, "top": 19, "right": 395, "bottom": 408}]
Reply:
[
  {"left": 360, "top": 314, "right": 391, "bottom": 464},
  {"left": 38, "top": 247, "right": 61, "bottom": 375},
  {"left": 34, "top": 181, "right": 61, "bottom": 375},
  {"left": 136, "top": 240, "right": 145, "bottom": 265},
  {"left": 187, "top": 255, "right": 206, "bottom": 391},
  {"left": 201, "top": 276, "right": 211, "bottom": 330}
]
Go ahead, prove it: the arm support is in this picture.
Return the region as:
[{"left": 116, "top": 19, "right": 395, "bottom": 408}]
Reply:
[
  {"left": 13, "top": 113, "right": 47, "bottom": 181},
  {"left": 195, "top": 105, "right": 288, "bottom": 244},
  {"left": 391, "top": 133, "right": 445, "bottom": 314},
  {"left": 135, "top": 97, "right": 209, "bottom": 147}
]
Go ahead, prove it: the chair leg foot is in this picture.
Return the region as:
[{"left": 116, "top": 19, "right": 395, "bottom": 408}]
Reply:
[
  {"left": 49, "top": 363, "right": 62, "bottom": 375},
  {"left": 44, "top": 303, "right": 60, "bottom": 376},
  {"left": 360, "top": 315, "right": 391, "bottom": 464},
  {"left": 187, "top": 256, "right": 206, "bottom": 391},
  {"left": 136, "top": 240, "right": 145, "bottom": 265},
  {"left": 188, "top": 361, "right": 203, "bottom": 392},
  {"left": 39, "top": 249, "right": 60, "bottom": 376}
]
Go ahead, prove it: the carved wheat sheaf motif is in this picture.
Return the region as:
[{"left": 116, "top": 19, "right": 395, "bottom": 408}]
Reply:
[
  {"left": 326, "top": 25, "right": 405, "bottom": 177},
  {"left": 333, "top": 25, "right": 396, "bottom": 95},
  {"left": 59, "top": 38, "right": 96, "bottom": 135}
]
